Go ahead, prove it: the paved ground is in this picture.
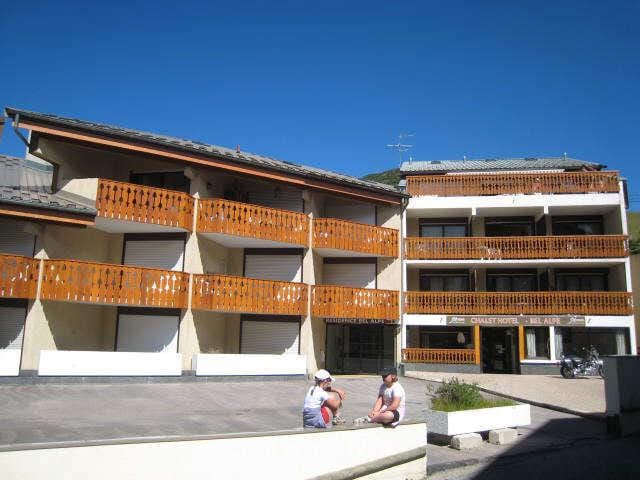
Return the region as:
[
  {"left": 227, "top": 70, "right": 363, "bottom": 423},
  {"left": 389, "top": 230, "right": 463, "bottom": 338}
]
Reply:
[{"left": 406, "top": 371, "right": 605, "bottom": 416}]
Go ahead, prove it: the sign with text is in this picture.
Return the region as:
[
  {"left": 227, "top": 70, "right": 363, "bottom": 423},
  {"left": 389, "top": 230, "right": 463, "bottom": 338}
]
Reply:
[
  {"left": 325, "top": 318, "right": 390, "bottom": 325},
  {"left": 446, "top": 315, "right": 586, "bottom": 327}
]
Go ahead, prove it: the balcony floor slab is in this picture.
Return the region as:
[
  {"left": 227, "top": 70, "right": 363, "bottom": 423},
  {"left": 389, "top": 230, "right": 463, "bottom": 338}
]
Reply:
[
  {"left": 94, "top": 217, "right": 187, "bottom": 234},
  {"left": 199, "top": 232, "right": 304, "bottom": 249}
]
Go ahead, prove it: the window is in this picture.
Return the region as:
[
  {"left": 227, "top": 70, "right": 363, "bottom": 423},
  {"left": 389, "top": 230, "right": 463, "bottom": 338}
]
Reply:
[
  {"left": 407, "top": 326, "right": 473, "bottom": 349},
  {"left": 130, "top": 171, "right": 191, "bottom": 193},
  {"left": 487, "top": 270, "right": 538, "bottom": 292},
  {"left": 420, "top": 270, "right": 469, "bottom": 292},
  {"left": 419, "top": 218, "right": 467, "bottom": 238},
  {"left": 485, "top": 217, "right": 535, "bottom": 237},
  {"left": 556, "top": 327, "right": 629, "bottom": 356},
  {"left": 552, "top": 216, "right": 603, "bottom": 236},
  {"left": 556, "top": 270, "right": 608, "bottom": 291},
  {"left": 524, "top": 327, "right": 550, "bottom": 359}
]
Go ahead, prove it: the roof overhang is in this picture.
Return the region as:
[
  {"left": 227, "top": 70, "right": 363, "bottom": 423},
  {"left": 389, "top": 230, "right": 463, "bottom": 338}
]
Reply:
[
  {"left": 7, "top": 110, "right": 405, "bottom": 206},
  {"left": 0, "top": 201, "right": 95, "bottom": 227}
]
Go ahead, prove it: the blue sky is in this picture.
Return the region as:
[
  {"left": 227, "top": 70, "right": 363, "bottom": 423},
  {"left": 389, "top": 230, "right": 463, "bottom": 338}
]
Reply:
[{"left": 1, "top": 1, "right": 639, "bottom": 201}]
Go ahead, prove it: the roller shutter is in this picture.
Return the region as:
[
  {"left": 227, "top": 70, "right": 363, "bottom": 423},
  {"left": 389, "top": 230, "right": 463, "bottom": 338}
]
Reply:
[
  {"left": 325, "top": 203, "right": 375, "bottom": 225},
  {"left": 244, "top": 254, "right": 302, "bottom": 282},
  {"left": 246, "top": 185, "right": 304, "bottom": 213},
  {"left": 116, "top": 314, "right": 179, "bottom": 353},
  {"left": 123, "top": 239, "right": 184, "bottom": 271},
  {"left": 0, "top": 229, "right": 35, "bottom": 257},
  {"left": 241, "top": 319, "right": 300, "bottom": 355},
  {"left": 323, "top": 262, "right": 376, "bottom": 289},
  {"left": 0, "top": 306, "right": 26, "bottom": 350}
]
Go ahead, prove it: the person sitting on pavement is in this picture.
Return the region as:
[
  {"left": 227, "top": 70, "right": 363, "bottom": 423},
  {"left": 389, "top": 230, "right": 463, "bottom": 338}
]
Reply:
[
  {"left": 302, "top": 369, "right": 346, "bottom": 428},
  {"left": 353, "top": 366, "right": 405, "bottom": 427}
]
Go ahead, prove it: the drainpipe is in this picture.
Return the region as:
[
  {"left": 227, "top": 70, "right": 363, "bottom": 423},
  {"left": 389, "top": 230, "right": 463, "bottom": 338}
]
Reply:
[
  {"left": 12, "top": 113, "right": 60, "bottom": 193},
  {"left": 399, "top": 194, "right": 409, "bottom": 370}
]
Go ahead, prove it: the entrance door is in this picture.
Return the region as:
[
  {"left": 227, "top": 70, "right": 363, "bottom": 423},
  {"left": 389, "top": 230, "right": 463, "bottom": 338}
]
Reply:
[
  {"left": 325, "top": 324, "right": 394, "bottom": 374},
  {"left": 481, "top": 327, "right": 519, "bottom": 374}
]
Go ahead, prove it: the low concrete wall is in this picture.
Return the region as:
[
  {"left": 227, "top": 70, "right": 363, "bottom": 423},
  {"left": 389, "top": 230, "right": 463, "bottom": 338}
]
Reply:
[
  {"left": 38, "top": 351, "right": 182, "bottom": 376},
  {"left": 0, "top": 423, "right": 427, "bottom": 480},
  {"left": 192, "top": 353, "right": 307, "bottom": 376},
  {"left": 604, "top": 355, "right": 640, "bottom": 436},
  {"left": 0, "top": 350, "right": 21, "bottom": 376},
  {"left": 403, "top": 363, "right": 482, "bottom": 374},
  {"left": 520, "top": 362, "right": 559, "bottom": 375}
]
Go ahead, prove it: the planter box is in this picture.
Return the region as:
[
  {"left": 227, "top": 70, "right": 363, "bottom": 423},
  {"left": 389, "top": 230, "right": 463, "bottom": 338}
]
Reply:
[{"left": 426, "top": 404, "right": 531, "bottom": 436}]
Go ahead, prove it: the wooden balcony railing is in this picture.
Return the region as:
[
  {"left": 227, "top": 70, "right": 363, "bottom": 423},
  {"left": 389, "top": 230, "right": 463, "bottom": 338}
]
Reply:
[
  {"left": 404, "top": 235, "right": 629, "bottom": 260},
  {"left": 313, "top": 218, "right": 399, "bottom": 257},
  {"left": 40, "top": 259, "right": 188, "bottom": 308},
  {"left": 96, "top": 179, "right": 194, "bottom": 230},
  {"left": 0, "top": 254, "right": 40, "bottom": 299},
  {"left": 191, "top": 274, "right": 308, "bottom": 316},
  {"left": 402, "top": 348, "right": 477, "bottom": 364},
  {"left": 404, "top": 291, "right": 633, "bottom": 316},
  {"left": 197, "top": 198, "right": 309, "bottom": 246},
  {"left": 312, "top": 285, "right": 399, "bottom": 322},
  {"left": 406, "top": 171, "right": 620, "bottom": 197}
]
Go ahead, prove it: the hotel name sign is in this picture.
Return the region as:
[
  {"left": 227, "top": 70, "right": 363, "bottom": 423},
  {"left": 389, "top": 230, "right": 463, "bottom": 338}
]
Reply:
[{"left": 446, "top": 315, "right": 586, "bottom": 327}]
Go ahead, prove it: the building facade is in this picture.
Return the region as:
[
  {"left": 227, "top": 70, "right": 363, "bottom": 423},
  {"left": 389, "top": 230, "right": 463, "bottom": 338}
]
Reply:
[
  {"left": 400, "top": 158, "right": 635, "bottom": 375},
  {"left": 0, "top": 108, "right": 404, "bottom": 378}
]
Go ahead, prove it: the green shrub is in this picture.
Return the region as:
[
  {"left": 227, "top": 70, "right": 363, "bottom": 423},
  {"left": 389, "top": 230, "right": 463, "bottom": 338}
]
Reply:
[{"left": 429, "top": 378, "right": 516, "bottom": 412}]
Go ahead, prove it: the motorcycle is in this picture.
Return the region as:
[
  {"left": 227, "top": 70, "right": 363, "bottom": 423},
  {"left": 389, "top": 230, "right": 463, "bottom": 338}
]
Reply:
[{"left": 560, "top": 346, "right": 604, "bottom": 379}]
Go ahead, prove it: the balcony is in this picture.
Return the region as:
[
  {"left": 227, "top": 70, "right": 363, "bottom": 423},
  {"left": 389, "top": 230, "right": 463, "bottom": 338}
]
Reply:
[
  {"left": 313, "top": 218, "right": 399, "bottom": 257},
  {"left": 401, "top": 348, "right": 477, "bottom": 364},
  {"left": 406, "top": 171, "right": 620, "bottom": 197},
  {"left": 40, "top": 259, "right": 189, "bottom": 308},
  {"left": 312, "top": 285, "right": 399, "bottom": 323},
  {"left": 191, "top": 274, "right": 308, "bottom": 316},
  {"left": 405, "top": 235, "right": 629, "bottom": 261},
  {"left": 0, "top": 254, "right": 40, "bottom": 299},
  {"left": 404, "top": 291, "right": 633, "bottom": 316},
  {"left": 197, "top": 198, "right": 309, "bottom": 248},
  {"left": 95, "top": 179, "right": 194, "bottom": 232}
]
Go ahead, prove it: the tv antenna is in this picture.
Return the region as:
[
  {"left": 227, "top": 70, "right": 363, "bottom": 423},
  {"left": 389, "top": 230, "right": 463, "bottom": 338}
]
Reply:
[{"left": 387, "top": 133, "right": 413, "bottom": 163}]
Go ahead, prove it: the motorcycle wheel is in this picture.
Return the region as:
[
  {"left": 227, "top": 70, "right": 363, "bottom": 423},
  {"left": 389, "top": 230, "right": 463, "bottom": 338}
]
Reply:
[
  {"left": 560, "top": 366, "right": 575, "bottom": 379},
  {"left": 598, "top": 365, "right": 604, "bottom": 378}
]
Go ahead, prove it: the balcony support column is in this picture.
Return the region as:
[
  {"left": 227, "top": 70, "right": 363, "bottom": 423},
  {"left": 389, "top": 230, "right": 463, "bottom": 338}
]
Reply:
[
  {"left": 518, "top": 325, "right": 525, "bottom": 363},
  {"left": 473, "top": 325, "right": 481, "bottom": 365}
]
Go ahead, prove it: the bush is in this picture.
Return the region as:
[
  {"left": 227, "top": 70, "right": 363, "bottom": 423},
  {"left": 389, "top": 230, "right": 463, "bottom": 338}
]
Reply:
[{"left": 429, "top": 378, "right": 516, "bottom": 412}]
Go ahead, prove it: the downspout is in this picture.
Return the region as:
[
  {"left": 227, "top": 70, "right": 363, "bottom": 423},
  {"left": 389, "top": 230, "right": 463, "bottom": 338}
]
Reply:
[
  {"left": 12, "top": 113, "right": 60, "bottom": 193},
  {"left": 399, "top": 192, "right": 409, "bottom": 370}
]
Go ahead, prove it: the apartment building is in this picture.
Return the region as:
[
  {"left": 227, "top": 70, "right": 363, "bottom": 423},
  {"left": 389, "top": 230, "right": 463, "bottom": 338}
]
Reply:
[
  {"left": 0, "top": 107, "right": 404, "bottom": 378},
  {"left": 400, "top": 158, "right": 635, "bottom": 375}
]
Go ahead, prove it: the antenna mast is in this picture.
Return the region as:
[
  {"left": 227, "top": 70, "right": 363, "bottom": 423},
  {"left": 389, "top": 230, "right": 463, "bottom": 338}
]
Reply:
[{"left": 387, "top": 133, "right": 413, "bottom": 164}]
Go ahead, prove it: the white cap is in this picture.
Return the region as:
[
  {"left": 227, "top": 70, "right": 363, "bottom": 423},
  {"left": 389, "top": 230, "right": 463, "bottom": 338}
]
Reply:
[{"left": 314, "top": 369, "right": 334, "bottom": 382}]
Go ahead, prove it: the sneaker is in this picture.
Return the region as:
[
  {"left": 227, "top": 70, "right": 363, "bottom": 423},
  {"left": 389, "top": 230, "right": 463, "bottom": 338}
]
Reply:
[
  {"left": 352, "top": 416, "right": 370, "bottom": 425},
  {"left": 332, "top": 414, "right": 346, "bottom": 425}
]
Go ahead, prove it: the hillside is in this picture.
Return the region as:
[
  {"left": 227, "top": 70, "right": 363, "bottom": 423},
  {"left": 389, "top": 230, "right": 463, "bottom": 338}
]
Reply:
[{"left": 361, "top": 168, "right": 401, "bottom": 187}]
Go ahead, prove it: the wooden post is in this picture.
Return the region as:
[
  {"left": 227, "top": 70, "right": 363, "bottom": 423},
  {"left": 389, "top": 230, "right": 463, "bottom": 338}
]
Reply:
[
  {"left": 474, "top": 325, "right": 480, "bottom": 365},
  {"left": 518, "top": 325, "right": 525, "bottom": 361}
]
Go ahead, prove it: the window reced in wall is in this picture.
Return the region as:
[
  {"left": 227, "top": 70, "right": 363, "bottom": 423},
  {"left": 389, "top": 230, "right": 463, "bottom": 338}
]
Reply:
[
  {"left": 419, "top": 270, "right": 470, "bottom": 292},
  {"left": 524, "top": 327, "right": 550, "bottom": 359},
  {"left": 419, "top": 218, "right": 467, "bottom": 238},
  {"left": 556, "top": 327, "right": 629, "bottom": 356},
  {"left": 552, "top": 216, "right": 603, "bottom": 236},
  {"left": 485, "top": 217, "right": 535, "bottom": 237},
  {"left": 555, "top": 270, "right": 608, "bottom": 291},
  {"left": 407, "top": 326, "right": 474, "bottom": 349}
]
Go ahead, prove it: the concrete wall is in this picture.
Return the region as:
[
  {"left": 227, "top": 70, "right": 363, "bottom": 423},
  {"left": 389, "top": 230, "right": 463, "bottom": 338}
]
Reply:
[
  {"left": 604, "top": 355, "right": 640, "bottom": 436},
  {"left": 36, "top": 223, "right": 123, "bottom": 264},
  {"left": 631, "top": 255, "right": 640, "bottom": 354}
]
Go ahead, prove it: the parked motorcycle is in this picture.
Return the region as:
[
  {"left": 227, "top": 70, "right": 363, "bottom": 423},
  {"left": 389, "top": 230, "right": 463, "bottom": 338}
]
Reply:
[{"left": 560, "top": 346, "right": 604, "bottom": 379}]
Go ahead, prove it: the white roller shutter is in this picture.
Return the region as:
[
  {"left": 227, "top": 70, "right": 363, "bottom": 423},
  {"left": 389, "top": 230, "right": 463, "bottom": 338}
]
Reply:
[
  {"left": 246, "top": 185, "right": 304, "bottom": 213},
  {"left": 244, "top": 254, "right": 302, "bottom": 282},
  {"left": 0, "top": 306, "right": 26, "bottom": 350},
  {"left": 116, "top": 314, "right": 179, "bottom": 353},
  {"left": 241, "top": 320, "right": 300, "bottom": 355},
  {"left": 323, "top": 262, "right": 376, "bottom": 289},
  {"left": 124, "top": 239, "right": 184, "bottom": 271},
  {"left": 325, "top": 202, "right": 375, "bottom": 225},
  {"left": 0, "top": 229, "right": 35, "bottom": 257}
]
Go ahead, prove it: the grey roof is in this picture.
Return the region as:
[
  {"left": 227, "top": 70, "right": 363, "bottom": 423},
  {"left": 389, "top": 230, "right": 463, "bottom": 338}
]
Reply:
[
  {"left": 0, "top": 154, "right": 96, "bottom": 215},
  {"left": 5, "top": 107, "right": 405, "bottom": 199},
  {"left": 400, "top": 157, "right": 604, "bottom": 174}
]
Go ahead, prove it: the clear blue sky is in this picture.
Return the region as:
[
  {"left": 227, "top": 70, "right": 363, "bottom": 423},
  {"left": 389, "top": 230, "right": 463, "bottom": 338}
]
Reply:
[{"left": 1, "top": 1, "right": 639, "bottom": 201}]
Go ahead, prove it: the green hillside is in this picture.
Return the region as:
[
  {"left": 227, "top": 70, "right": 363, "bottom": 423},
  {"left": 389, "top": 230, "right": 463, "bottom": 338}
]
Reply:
[
  {"left": 361, "top": 168, "right": 401, "bottom": 187},
  {"left": 628, "top": 212, "right": 640, "bottom": 254}
]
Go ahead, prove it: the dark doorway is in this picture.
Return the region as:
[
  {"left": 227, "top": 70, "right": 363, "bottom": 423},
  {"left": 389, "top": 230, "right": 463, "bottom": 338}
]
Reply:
[
  {"left": 325, "top": 324, "right": 395, "bottom": 374},
  {"left": 481, "top": 327, "right": 520, "bottom": 374}
]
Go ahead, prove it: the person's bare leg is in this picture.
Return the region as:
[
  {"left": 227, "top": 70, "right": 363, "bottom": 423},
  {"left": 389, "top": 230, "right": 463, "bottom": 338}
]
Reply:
[{"left": 369, "top": 410, "right": 395, "bottom": 424}]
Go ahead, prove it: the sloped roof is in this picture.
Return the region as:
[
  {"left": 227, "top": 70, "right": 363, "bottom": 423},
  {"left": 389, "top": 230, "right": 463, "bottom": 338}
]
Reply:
[
  {"left": 400, "top": 157, "right": 604, "bottom": 174},
  {"left": 0, "top": 154, "right": 96, "bottom": 215},
  {"left": 5, "top": 107, "right": 405, "bottom": 199}
]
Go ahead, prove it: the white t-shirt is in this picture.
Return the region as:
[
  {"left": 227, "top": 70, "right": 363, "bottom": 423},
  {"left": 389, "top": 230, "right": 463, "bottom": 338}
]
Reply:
[
  {"left": 379, "top": 382, "right": 406, "bottom": 421},
  {"left": 303, "top": 386, "right": 330, "bottom": 410}
]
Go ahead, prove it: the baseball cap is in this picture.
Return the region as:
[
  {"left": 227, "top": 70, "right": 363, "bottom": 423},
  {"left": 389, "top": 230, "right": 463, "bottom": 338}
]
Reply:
[
  {"left": 380, "top": 366, "right": 398, "bottom": 378},
  {"left": 314, "top": 369, "right": 334, "bottom": 382}
]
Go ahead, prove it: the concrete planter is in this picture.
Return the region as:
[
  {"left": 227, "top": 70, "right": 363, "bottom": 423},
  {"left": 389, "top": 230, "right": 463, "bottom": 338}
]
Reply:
[{"left": 426, "top": 403, "right": 531, "bottom": 436}]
